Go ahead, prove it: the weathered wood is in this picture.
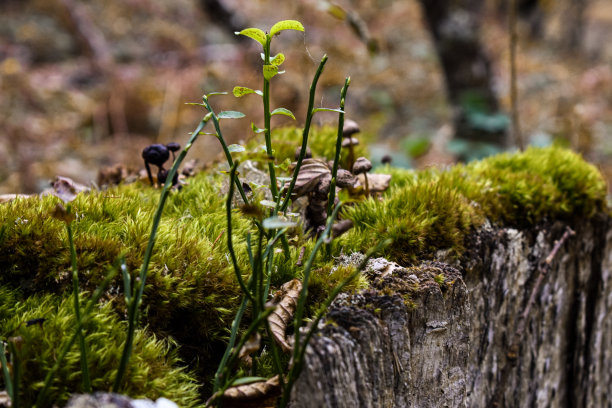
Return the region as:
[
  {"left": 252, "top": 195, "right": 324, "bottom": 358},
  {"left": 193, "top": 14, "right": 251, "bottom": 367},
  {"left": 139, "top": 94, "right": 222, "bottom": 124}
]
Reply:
[{"left": 290, "top": 215, "right": 611, "bottom": 407}]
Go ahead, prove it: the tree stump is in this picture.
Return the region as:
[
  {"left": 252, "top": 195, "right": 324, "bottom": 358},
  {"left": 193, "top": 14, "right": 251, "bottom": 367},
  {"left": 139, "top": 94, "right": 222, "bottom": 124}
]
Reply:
[{"left": 290, "top": 215, "right": 611, "bottom": 407}]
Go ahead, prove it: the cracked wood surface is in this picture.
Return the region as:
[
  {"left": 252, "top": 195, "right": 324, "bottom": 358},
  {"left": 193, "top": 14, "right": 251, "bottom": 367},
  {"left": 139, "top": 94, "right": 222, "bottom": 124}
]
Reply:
[{"left": 289, "top": 215, "right": 612, "bottom": 407}]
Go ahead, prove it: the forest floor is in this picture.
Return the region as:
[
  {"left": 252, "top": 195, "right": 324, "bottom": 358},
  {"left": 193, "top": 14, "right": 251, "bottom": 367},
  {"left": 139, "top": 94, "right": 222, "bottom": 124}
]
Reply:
[{"left": 0, "top": 0, "right": 610, "bottom": 194}]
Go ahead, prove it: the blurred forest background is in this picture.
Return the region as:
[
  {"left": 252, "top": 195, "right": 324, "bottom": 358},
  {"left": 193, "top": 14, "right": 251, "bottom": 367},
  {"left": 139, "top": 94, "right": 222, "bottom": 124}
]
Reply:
[{"left": 0, "top": 0, "right": 610, "bottom": 194}]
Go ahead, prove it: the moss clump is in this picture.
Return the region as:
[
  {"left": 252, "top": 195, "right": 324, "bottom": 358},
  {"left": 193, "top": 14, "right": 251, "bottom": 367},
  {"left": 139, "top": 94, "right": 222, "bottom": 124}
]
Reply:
[
  {"left": 341, "top": 146, "right": 608, "bottom": 264},
  {"left": 0, "top": 286, "right": 200, "bottom": 407},
  {"left": 241, "top": 125, "right": 367, "bottom": 168}
]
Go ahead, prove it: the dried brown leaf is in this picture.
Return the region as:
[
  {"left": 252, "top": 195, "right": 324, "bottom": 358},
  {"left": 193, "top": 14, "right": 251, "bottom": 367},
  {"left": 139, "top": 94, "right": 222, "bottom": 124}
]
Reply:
[
  {"left": 52, "top": 176, "right": 89, "bottom": 203},
  {"left": 222, "top": 375, "right": 281, "bottom": 407},
  {"left": 286, "top": 159, "right": 330, "bottom": 196},
  {"left": 267, "top": 278, "right": 302, "bottom": 353},
  {"left": 238, "top": 332, "right": 261, "bottom": 361}
]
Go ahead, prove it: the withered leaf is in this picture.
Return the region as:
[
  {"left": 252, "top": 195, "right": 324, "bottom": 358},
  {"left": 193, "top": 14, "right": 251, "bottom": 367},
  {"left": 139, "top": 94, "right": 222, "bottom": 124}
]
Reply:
[
  {"left": 286, "top": 159, "right": 330, "bottom": 196},
  {"left": 238, "top": 332, "right": 261, "bottom": 362},
  {"left": 220, "top": 375, "right": 281, "bottom": 407},
  {"left": 52, "top": 176, "right": 89, "bottom": 203},
  {"left": 267, "top": 278, "right": 302, "bottom": 353},
  {"left": 357, "top": 173, "right": 391, "bottom": 193}
]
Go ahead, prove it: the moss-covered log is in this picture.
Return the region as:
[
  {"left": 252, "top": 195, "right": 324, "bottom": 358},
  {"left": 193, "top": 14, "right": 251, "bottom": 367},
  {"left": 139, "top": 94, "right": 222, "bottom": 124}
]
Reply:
[{"left": 0, "top": 133, "right": 608, "bottom": 407}]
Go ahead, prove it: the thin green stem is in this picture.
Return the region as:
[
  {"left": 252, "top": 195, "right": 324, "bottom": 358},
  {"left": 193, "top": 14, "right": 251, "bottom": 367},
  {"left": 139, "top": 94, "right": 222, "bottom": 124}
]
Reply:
[
  {"left": 36, "top": 268, "right": 116, "bottom": 407},
  {"left": 327, "top": 77, "right": 350, "bottom": 217},
  {"left": 213, "top": 293, "right": 250, "bottom": 393},
  {"left": 262, "top": 36, "right": 279, "bottom": 201},
  {"left": 326, "top": 77, "right": 350, "bottom": 257},
  {"left": 210, "top": 307, "right": 275, "bottom": 406},
  {"left": 8, "top": 342, "right": 19, "bottom": 408},
  {"left": 67, "top": 220, "right": 91, "bottom": 392},
  {"left": 0, "top": 340, "right": 13, "bottom": 401},
  {"left": 279, "top": 55, "right": 328, "bottom": 213},
  {"left": 292, "top": 202, "right": 342, "bottom": 361},
  {"left": 201, "top": 97, "right": 250, "bottom": 204},
  {"left": 227, "top": 162, "right": 255, "bottom": 304},
  {"left": 113, "top": 116, "right": 210, "bottom": 392}
]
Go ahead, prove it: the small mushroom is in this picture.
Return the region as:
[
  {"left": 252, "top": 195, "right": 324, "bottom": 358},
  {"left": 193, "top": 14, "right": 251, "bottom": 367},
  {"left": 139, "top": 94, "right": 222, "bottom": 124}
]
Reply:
[
  {"left": 342, "top": 119, "right": 360, "bottom": 170},
  {"left": 294, "top": 146, "right": 312, "bottom": 160},
  {"left": 142, "top": 144, "right": 170, "bottom": 186},
  {"left": 341, "top": 137, "right": 360, "bottom": 148},
  {"left": 381, "top": 154, "right": 392, "bottom": 165},
  {"left": 352, "top": 157, "right": 372, "bottom": 196},
  {"left": 342, "top": 119, "right": 360, "bottom": 138},
  {"left": 335, "top": 169, "right": 358, "bottom": 189}
]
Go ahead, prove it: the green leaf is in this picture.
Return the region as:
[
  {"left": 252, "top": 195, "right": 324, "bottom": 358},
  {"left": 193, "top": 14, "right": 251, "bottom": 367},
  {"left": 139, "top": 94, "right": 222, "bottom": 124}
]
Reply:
[
  {"left": 205, "top": 91, "right": 228, "bottom": 98},
  {"left": 312, "top": 108, "right": 344, "bottom": 114},
  {"left": 217, "top": 111, "right": 246, "bottom": 119},
  {"left": 233, "top": 86, "right": 256, "bottom": 97},
  {"left": 262, "top": 216, "right": 297, "bottom": 229},
  {"left": 263, "top": 64, "right": 278, "bottom": 80},
  {"left": 269, "top": 20, "right": 305, "bottom": 36},
  {"left": 228, "top": 144, "right": 246, "bottom": 153},
  {"left": 260, "top": 200, "right": 277, "bottom": 208},
  {"left": 326, "top": 4, "right": 347, "bottom": 20},
  {"left": 270, "top": 53, "right": 285, "bottom": 66},
  {"left": 274, "top": 157, "right": 292, "bottom": 171},
  {"left": 235, "top": 28, "right": 267, "bottom": 46},
  {"left": 230, "top": 377, "right": 269, "bottom": 387},
  {"left": 270, "top": 107, "right": 296, "bottom": 120},
  {"left": 251, "top": 123, "right": 266, "bottom": 134}
]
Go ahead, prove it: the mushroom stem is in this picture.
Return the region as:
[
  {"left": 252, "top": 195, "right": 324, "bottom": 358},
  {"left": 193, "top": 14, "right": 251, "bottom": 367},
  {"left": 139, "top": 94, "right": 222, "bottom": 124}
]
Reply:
[
  {"left": 144, "top": 161, "right": 154, "bottom": 186},
  {"left": 364, "top": 173, "right": 370, "bottom": 197}
]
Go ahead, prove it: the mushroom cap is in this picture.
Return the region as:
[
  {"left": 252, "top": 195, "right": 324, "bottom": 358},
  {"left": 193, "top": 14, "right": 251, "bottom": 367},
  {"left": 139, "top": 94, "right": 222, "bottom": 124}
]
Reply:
[
  {"left": 343, "top": 119, "right": 360, "bottom": 137},
  {"left": 335, "top": 169, "right": 358, "bottom": 189},
  {"left": 341, "top": 137, "right": 359, "bottom": 148},
  {"left": 142, "top": 144, "right": 170, "bottom": 167},
  {"left": 166, "top": 142, "right": 181, "bottom": 152},
  {"left": 352, "top": 157, "right": 372, "bottom": 174}
]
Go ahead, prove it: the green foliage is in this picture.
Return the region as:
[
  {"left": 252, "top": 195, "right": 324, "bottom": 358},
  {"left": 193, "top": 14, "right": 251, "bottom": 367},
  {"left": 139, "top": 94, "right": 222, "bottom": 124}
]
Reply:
[
  {"left": 341, "top": 146, "right": 608, "bottom": 264},
  {"left": 0, "top": 287, "right": 200, "bottom": 407}
]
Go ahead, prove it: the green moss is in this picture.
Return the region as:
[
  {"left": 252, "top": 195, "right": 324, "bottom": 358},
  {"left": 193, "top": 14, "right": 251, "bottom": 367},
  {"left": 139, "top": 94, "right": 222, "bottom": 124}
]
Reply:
[
  {"left": 0, "top": 286, "right": 200, "bottom": 407},
  {"left": 0, "top": 141, "right": 607, "bottom": 403},
  {"left": 242, "top": 125, "right": 367, "bottom": 168},
  {"left": 341, "top": 146, "right": 608, "bottom": 263}
]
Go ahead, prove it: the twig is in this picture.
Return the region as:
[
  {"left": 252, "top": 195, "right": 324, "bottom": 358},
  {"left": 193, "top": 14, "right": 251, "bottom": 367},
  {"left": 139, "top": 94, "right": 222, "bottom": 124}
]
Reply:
[
  {"left": 295, "top": 246, "right": 306, "bottom": 267},
  {"left": 509, "top": 0, "right": 524, "bottom": 150},
  {"left": 211, "top": 229, "right": 225, "bottom": 250}
]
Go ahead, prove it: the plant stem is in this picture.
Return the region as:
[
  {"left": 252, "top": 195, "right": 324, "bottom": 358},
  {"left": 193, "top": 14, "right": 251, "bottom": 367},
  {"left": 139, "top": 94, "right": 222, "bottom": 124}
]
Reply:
[
  {"left": 36, "top": 268, "right": 116, "bottom": 407},
  {"left": 227, "top": 162, "right": 255, "bottom": 304},
  {"left": 326, "top": 77, "right": 350, "bottom": 257},
  {"left": 279, "top": 55, "right": 328, "bottom": 213},
  {"left": 509, "top": 0, "right": 523, "bottom": 150},
  {"left": 201, "top": 97, "right": 250, "bottom": 204},
  {"left": 292, "top": 202, "right": 342, "bottom": 360},
  {"left": 8, "top": 342, "right": 19, "bottom": 408},
  {"left": 113, "top": 116, "right": 210, "bottom": 392},
  {"left": 263, "top": 36, "right": 279, "bottom": 201},
  {"left": 0, "top": 340, "right": 12, "bottom": 400},
  {"left": 66, "top": 219, "right": 91, "bottom": 393}
]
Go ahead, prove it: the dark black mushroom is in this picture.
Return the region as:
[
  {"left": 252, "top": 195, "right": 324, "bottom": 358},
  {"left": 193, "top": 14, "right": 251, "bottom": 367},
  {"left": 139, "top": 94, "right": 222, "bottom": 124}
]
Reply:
[
  {"left": 157, "top": 168, "right": 179, "bottom": 187},
  {"left": 142, "top": 144, "right": 170, "bottom": 186},
  {"left": 381, "top": 154, "right": 392, "bottom": 165},
  {"left": 166, "top": 142, "right": 181, "bottom": 161}
]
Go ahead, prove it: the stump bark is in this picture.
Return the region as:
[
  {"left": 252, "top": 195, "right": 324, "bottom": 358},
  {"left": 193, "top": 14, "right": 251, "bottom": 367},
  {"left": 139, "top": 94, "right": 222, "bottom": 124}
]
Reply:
[{"left": 290, "top": 215, "right": 612, "bottom": 407}]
